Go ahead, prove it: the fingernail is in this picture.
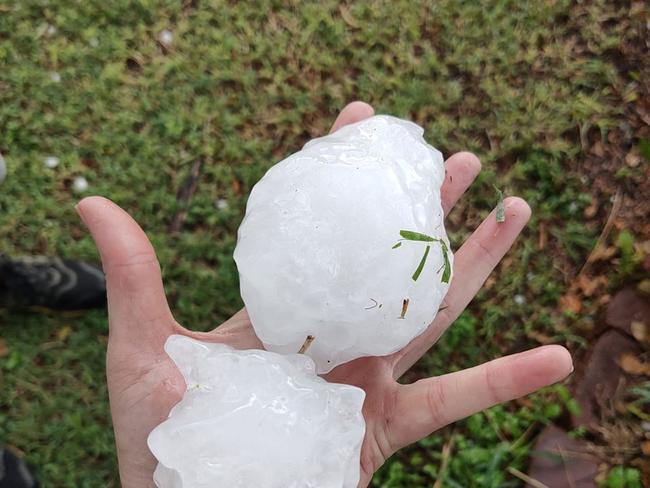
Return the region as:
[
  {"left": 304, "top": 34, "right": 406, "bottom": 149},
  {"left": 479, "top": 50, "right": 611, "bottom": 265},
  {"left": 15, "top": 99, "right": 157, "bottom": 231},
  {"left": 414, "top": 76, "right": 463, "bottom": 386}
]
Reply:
[{"left": 75, "top": 203, "right": 88, "bottom": 226}]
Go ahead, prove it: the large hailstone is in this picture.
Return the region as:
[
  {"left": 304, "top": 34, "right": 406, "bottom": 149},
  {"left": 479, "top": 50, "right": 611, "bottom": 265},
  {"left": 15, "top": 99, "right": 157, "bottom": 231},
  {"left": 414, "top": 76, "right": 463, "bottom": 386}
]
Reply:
[
  {"left": 235, "top": 115, "right": 452, "bottom": 373},
  {"left": 148, "top": 335, "right": 366, "bottom": 488}
]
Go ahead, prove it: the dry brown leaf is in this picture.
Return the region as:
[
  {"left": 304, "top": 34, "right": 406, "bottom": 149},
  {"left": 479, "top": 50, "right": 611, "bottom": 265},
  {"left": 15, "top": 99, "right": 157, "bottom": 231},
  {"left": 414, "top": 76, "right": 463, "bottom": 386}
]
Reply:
[
  {"left": 527, "top": 330, "right": 553, "bottom": 344},
  {"left": 483, "top": 275, "right": 497, "bottom": 290},
  {"left": 339, "top": 5, "right": 360, "bottom": 28},
  {"left": 576, "top": 274, "right": 608, "bottom": 297},
  {"left": 560, "top": 292, "right": 582, "bottom": 314},
  {"left": 591, "top": 141, "right": 606, "bottom": 157},
  {"left": 584, "top": 199, "right": 599, "bottom": 218},
  {"left": 618, "top": 353, "right": 650, "bottom": 376},
  {"left": 0, "top": 339, "right": 9, "bottom": 358},
  {"left": 597, "top": 293, "right": 611, "bottom": 306},
  {"left": 639, "top": 279, "right": 650, "bottom": 295},
  {"left": 641, "top": 441, "right": 650, "bottom": 456},
  {"left": 57, "top": 326, "right": 72, "bottom": 342},
  {"left": 589, "top": 245, "right": 618, "bottom": 262},
  {"left": 631, "top": 321, "right": 647, "bottom": 343},
  {"left": 231, "top": 178, "right": 242, "bottom": 195},
  {"left": 625, "top": 150, "right": 641, "bottom": 168}
]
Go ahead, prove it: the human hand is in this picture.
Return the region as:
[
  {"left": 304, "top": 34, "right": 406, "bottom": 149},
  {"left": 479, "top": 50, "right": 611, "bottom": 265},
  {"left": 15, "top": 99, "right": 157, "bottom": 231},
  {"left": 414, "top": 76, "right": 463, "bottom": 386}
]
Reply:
[{"left": 76, "top": 101, "right": 572, "bottom": 488}]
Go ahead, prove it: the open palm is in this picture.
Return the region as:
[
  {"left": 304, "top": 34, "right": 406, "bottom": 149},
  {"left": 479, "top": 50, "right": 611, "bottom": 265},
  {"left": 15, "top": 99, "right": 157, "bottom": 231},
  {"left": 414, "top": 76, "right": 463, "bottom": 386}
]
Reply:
[{"left": 77, "top": 102, "right": 572, "bottom": 488}]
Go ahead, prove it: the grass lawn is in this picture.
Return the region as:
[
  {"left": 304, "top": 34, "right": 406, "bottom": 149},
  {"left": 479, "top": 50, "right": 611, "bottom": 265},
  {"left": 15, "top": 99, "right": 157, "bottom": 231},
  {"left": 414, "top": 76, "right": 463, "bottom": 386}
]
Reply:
[{"left": 1, "top": 1, "right": 647, "bottom": 486}]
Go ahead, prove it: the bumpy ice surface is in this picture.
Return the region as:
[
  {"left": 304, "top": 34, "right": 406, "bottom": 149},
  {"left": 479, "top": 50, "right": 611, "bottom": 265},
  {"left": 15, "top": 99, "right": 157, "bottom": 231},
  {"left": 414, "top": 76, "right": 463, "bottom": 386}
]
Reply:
[
  {"left": 148, "top": 335, "right": 366, "bottom": 488},
  {"left": 235, "top": 115, "right": 453, "bottom": 373}
]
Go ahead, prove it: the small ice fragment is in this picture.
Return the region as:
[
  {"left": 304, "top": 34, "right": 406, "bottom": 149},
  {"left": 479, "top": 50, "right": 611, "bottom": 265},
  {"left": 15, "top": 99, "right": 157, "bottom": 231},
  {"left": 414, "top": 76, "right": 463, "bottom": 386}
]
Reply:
[
  {"left": 73, "top": 176, "right": 88, "bottom": 193},
  {"left": 215, "top": 198, "right": 229, "bottom": 210},
  {"left": 50, "top": 72, "right": 61, "bottom": 83},
  {"left": 148, "top": 335, "right": 366, "bottom": 488},
  {"left": 514, "top": 294, "right": 526, "bottom": 305},
  {"left": 45, "top": 24, "right": 56, "bottom": 36},
  {"left": 44, "top": 156, "right": 59, "bottom": 168},
  {"left": 159, "top": 29, "right": 173, "bottom": 46},
  {"left": 89, "top": 37, "right": 99, "bottom": 47},
  {"left": 568, "top": 202, "right": 578, "bottom": 214}
]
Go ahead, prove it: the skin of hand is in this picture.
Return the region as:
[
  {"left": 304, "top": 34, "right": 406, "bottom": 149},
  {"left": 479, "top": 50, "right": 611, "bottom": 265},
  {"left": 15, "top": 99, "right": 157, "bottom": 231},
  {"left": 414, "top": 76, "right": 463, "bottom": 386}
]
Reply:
[{"left": 76, "top": 101, "right": 573, "bottom": 488}]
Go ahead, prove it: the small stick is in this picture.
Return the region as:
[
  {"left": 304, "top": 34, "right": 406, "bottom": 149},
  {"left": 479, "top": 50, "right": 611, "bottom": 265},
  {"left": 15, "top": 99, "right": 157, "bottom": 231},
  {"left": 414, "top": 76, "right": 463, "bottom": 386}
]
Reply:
[
  {"left": 169, "top": 159, "right": 203, "bottom": 233},
  {"left": 433, "top": 434, "right": 455, "bottom": 488},
  {"left": 506, "top": 467, "right": 550, "bottom": 488},
  {"left": 399, "top": 298, "right": 409, "bottom": 319},
  {"left": 298, "top": 335, "right": 315, "bottom": 354},
  {"left": 577, "top": 186, "right": 622, "bottom": 277}
]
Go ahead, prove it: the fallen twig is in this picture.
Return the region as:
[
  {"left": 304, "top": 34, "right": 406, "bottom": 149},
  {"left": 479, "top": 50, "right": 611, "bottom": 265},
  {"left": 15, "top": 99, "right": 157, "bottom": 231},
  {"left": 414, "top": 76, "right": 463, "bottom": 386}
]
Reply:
[
  {"left": 577, "top": 187, "right": 622, "bottom": 277},
  {"left": 169, "top": 159, "right": 203, "bottom": 234},
  {"left": 507, "top": 467, "right": 550, "bottom": 488}
]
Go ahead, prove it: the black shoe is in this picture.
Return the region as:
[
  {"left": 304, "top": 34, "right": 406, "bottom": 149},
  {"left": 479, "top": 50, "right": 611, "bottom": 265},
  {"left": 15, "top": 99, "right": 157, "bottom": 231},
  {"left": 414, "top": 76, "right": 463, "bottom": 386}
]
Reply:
[
  {"left": 0, "top": 255, "right": 106, "bottom": 311},
  {"left": 0, "top": 446, "right": 38, "bottom": 488}
]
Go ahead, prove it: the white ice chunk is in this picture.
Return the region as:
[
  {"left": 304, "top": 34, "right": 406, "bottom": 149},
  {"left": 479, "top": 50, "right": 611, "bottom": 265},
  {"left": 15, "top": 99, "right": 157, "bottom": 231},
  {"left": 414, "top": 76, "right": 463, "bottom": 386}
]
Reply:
[
  {"left": 148, "top": 335, "right": 366, "bottom": 488},
  {"left": 159, "top": 29, "right": 173, "bottom": 46},
  {"left": 43, "top": 156, "right": 59, "bottom": 168},
  {"left": 234, "top": 115, "right": 453, "bottom": 373},
  {"left": 72, "top": 176, "right": 88, "bottom": 193}
]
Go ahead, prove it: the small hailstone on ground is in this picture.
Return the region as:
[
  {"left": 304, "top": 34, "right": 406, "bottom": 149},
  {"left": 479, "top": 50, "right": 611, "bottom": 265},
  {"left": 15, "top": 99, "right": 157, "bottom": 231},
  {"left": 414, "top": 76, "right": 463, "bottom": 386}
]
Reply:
[
  {"left": 49, "top": 72, "right": 61, "bottom": 83},
  {"left": 159, "top": 29, "right": 173, "bottom": 46},
  {"left": 43, "top": 156, "right": 59, "bottom": 168},
  {"left": 514, "top": 294, "right": 526, "bottom": 305},
  {"left": 215, "top": 198, "right": 229, "bottom": 210},
  {"left": 89, "top": 37, "right": 99, "bottom": 47},
  {"left": 235, "top": 115, "right": 453, "bottom": 373},
  {"left": 72, "top": 176, "right": 88, "bottom": 193},
  {"left": 148, "top": 335, "right": 366, "bottom": 488},
  {"left": 45, "top": 24, "right": 56, "bottom": 36}
]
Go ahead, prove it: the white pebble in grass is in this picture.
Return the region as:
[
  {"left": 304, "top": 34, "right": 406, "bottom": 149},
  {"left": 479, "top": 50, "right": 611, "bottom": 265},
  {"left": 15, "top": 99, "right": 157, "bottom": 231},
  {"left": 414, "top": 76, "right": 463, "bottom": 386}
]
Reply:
[
  {"left": 514, "top": 294, "right": 526, "bottom": 305},
  {"left": 44, "top": 156, "right": 59, "bottom": 168},
  {"left": 159, "top": 29, "right": 173, "bottom": 46},
  {"left": 235, "top": 115, "right": 453, "bottom": 373},
  {"left": 50, "top": 72, "right": 61, "bottom": 83},
  {"left": 215, "top": 198, "right": 229, "bottom": 210},
  {"left": 73, "top": 176, "right": 89, "bottom": 193},
  {"left": 148, "top": 335, "right": 366, "bottom": 488}
]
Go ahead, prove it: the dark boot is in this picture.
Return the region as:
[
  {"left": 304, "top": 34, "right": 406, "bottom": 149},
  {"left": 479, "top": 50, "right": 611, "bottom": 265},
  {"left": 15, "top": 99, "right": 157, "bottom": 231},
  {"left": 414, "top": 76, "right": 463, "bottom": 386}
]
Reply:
[{"left": 0, "top": 255, "right": 106, "bottom": 311}]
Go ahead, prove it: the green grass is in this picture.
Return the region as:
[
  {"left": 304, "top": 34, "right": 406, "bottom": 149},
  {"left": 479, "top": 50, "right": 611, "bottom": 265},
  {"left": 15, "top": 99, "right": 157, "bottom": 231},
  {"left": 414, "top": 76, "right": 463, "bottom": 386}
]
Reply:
[{"left": 0, "top": 0, "right": 638, "bottom": 486}]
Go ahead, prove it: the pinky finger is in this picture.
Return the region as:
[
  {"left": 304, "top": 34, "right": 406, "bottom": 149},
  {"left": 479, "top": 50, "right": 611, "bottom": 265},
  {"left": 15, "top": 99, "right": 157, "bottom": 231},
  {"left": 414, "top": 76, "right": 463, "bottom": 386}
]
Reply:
[{"left": 388, "top": 345, "right": 573, "bottom": 451}]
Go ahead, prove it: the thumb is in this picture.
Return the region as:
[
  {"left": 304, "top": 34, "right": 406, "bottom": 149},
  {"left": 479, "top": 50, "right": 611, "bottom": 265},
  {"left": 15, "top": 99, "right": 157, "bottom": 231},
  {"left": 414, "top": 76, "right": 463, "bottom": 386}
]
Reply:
[{"left": 76, "top": 196, "right": 176, "bottom": 350}]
